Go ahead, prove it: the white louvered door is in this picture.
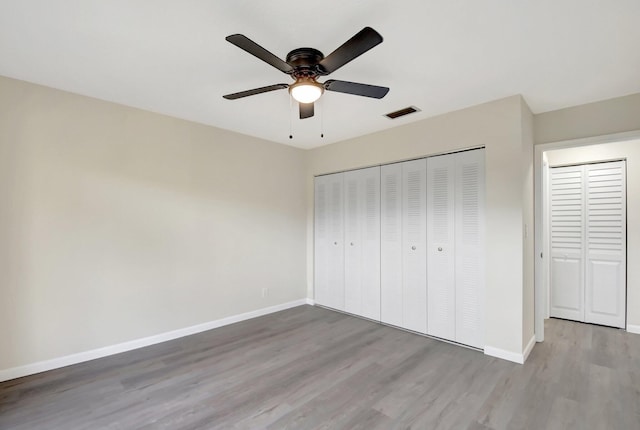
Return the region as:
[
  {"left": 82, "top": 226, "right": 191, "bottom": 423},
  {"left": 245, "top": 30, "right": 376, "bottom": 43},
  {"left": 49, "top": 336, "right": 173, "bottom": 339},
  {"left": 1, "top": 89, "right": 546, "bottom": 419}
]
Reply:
[
  {"left": 584, "top": 162, "right": 626, "bottom": 328},
  {"left": 314, "top": 173, "right": 345, "bottom": 311},
  {"left": 344, "top": 167, "right": 381, "bottom": 321},
  {"left": 402, "top": 159, "right": 428, "bottom": 333},
  {"left": 454, "top": 150, "right": 485, "bottom": 348},
  {"left": 381, "top": 163, "right": 403, "bottom": 327},
  {"left": 381, "top": 159, "right": 427, "bottom": 333},
  {"left": 549, "top": 165, "right": 585, "bottom": 321},
  {"left": 549, "top": 161, "right": 626, "bottom": 328},
  {"left": 427, "top": 154, "right": 455, "bottom": 341},
  {"left": 427, "top": 149, "right": 485, "bottom": 348}
]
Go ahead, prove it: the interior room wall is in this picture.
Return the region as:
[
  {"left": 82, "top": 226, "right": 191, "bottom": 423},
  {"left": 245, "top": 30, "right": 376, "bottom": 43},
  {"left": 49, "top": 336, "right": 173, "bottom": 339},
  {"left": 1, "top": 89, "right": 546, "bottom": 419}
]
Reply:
[
  {"left": 305, "top": 95, "right": 533, "bottom": 359},
  {"left": 545, "top": 140, "right": 640, "bottom": 330},
  {"left": 0, "top": 76, "right": 308, "bottom": 373},
  {"left": 534, "top": 93, "right": 640, "bottom": 145}
]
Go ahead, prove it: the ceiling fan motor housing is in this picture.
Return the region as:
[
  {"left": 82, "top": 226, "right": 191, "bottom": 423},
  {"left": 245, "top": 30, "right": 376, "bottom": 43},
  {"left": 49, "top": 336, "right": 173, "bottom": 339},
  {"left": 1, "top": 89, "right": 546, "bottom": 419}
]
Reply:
[{"left": 286, "top": 48, "right": 327, "bottom": 78}]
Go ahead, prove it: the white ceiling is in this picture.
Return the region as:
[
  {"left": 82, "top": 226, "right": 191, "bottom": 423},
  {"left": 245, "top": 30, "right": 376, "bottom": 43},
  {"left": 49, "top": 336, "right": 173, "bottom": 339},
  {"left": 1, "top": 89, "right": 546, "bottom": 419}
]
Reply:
[{"left": 1, "top": 1, "right": 639, "bottom": 149}]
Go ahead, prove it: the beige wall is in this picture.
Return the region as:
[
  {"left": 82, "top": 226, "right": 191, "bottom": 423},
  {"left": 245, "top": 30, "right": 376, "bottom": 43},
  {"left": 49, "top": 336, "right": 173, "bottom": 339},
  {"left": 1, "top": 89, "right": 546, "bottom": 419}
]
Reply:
[
  {"left": 535, "top": 93, "right": 640, "bottom": 144},
  {"left": 306, "top": 95, "right": 533, "bottom": 356},
  {"left": 545, "top": 140, "right": 640, "bottom": 328},
  {"left": 0, "top": 76, "right": 307, "bottom": 372}
]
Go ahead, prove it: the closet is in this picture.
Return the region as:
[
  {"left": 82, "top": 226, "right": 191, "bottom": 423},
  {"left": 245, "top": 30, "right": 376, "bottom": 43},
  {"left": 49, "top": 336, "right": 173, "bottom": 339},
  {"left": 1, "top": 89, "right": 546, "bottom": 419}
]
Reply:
[
  {"left": 314, "top": 148, "right": 485, "bottom": 349},
  {"left": 549, "top": 161, "right": 626, "bottom": 329}
]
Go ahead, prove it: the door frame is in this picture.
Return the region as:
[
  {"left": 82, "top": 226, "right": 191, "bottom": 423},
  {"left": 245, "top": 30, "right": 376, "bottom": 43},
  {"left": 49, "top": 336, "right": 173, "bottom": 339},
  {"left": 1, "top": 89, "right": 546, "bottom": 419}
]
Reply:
[{"left": 534, "top": 130, "right": 640, "bottom": 342}]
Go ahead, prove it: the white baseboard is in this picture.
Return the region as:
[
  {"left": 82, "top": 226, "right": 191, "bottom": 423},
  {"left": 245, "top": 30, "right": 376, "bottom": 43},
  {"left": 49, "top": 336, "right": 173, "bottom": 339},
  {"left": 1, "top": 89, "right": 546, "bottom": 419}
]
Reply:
[
  {"left": 484, "top": 334, "right": 537, "bottom": 364},
  {"left": 522, "top": 335, "right": 536, "bottom": 363},
  {"left": 627, "top": 324, "right": 640, "bottom": 335},
  {"left": 0, "top": 299, "right": 308, "bottom": 383},
  {"left": 484, "top": 346, "right": 524, "bottom": 364},
  {"left": 306, "top": 298, "right": 315, "bottom": 305}
]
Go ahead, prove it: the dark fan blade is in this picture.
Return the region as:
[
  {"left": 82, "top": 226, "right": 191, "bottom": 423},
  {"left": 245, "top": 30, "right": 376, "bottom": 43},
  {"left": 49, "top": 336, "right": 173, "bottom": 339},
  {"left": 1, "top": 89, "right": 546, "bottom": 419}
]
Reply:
[
  {"left": 324, "top": 80, "right": 389, "bottom": 99},
  {"left": 318, "top": 27, "right": 383, "bottom": 74},
  {"left": 226, "top": 34, "right": 293, "bottom": 74},
  {"left": 299, "top": 102, "right": 314, "bottom": 119},
  {"left": 223, "top": 84, "right": 288, "bottom": 100}
]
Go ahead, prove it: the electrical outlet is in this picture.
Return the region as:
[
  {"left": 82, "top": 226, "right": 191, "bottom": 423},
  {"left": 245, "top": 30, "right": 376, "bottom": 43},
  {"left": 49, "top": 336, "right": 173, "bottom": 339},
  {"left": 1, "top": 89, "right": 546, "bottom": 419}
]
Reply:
[{"left": 261, "top": 288, "right": 269, "bottom": 298}]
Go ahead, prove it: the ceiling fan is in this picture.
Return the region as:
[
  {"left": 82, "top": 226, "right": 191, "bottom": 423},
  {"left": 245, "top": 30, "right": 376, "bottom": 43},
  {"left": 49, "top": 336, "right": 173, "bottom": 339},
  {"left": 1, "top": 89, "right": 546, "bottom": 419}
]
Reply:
[{"left": 223, "top": 27, "right": 389, "bottom": 119}]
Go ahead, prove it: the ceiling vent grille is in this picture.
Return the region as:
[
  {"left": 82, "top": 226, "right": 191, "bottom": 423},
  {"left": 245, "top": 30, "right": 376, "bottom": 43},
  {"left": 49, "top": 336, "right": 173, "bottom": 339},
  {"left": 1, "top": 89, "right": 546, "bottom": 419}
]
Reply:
[{"left": 384, "top": 106, "right": 420, "bottom": 119}]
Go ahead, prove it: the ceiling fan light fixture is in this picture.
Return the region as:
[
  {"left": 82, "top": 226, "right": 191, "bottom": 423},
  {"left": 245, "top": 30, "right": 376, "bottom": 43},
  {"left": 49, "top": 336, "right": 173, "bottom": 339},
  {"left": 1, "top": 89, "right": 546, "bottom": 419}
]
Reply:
[{"left": 289, "top": 79, "right": 324, "bottom": 104}]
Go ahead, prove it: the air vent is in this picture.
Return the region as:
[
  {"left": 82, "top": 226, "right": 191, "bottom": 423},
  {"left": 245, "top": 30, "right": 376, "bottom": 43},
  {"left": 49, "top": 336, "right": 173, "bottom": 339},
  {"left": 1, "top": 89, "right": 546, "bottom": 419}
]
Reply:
[{"left": 384, "top": 106, "right": 420, "bottom": 119}]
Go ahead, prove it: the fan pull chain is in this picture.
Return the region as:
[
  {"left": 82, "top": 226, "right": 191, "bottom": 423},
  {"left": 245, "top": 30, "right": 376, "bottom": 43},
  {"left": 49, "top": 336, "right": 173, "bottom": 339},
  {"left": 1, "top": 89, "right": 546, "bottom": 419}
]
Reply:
[
  {"left": 289, "top": 96, "right": 293, "bottom": 139},
  {"left": 320, "top": 97, "right": 324, "bottom": 138}
]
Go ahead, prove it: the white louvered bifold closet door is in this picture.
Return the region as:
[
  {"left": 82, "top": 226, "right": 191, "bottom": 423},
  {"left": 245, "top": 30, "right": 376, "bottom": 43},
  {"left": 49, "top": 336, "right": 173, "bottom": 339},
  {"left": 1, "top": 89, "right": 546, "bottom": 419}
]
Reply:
[
  {"left": 427, "top": 149, "right": 485, "bottom": 348},
  {"left": 549, "top": 165, "right": 585, "bottom": 321},
  {"left": 454, "top": 150, "right": 485, "bottom": 348},
  {"left": 584, "top": 161, "right": 626, "bottom": 328},
  {"left": 314, "top": 173, "right": 345, "bottom": 311},
  {"left": 344, "top": 167, "right": 381, "bottom": 321},
  {"left": 402, "top": 159, "right": 428, "bottom": 333},
  {"left": 381, "top": 163, "right": 404, "bottom": 327},
  {"left": 549, "top": 161, "right": 626, "bottom": 328},
  {"left": 427, "top": 154, "right": 456, "bottom": 341},
  {"left": 381, "top": 160, "right": 427, "bottom": 333}
]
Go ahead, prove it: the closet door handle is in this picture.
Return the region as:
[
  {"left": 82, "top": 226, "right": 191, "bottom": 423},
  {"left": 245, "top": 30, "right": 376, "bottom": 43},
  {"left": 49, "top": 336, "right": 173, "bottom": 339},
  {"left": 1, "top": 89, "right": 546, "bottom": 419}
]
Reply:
[
  {"left": 411, "top": 246, "right": 416, "bottom": 251},
  {"left": 438, "top": 247, "right": 443, "bottom": 252}
]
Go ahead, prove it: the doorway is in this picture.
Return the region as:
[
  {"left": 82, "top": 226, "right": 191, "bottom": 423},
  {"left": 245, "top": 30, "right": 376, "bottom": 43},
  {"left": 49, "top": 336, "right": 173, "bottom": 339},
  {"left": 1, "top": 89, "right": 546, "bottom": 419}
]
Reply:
[{"left": 534, "top": 132, "right": 640, "bottom": 342}]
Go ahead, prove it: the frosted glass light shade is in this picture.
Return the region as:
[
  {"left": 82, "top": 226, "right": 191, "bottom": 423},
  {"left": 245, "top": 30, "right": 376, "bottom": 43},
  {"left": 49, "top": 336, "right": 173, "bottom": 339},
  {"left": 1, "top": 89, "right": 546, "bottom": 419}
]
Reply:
[{"left": 290, "top": 82, "right": 323, "bottom": 103}]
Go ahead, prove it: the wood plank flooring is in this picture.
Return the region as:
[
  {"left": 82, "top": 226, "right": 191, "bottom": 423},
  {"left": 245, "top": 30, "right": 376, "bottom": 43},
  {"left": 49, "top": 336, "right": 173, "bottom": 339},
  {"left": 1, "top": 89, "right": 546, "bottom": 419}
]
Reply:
[{"left": 1, "top": 305, "right": 639, "bottom": 429}]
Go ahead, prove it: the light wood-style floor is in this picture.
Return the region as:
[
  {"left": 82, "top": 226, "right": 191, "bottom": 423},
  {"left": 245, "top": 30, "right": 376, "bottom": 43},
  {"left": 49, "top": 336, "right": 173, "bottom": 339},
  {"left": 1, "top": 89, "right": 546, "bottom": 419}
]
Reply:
[{"left": 1, "top": 305, "right": 639, "bottom": 429}]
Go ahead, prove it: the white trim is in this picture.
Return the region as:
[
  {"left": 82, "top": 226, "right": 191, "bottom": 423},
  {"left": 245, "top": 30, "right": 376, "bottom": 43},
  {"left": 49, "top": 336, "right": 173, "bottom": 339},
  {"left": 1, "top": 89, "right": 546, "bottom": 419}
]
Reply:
[
  {"left": 523, "top": 335, "right": 536, "bottom": 362},
  {"left": 627, "top": 324, "right": 640, "bottom": 335},
  {"left": 484, "top": 336, "right": 535, "bottom": 365},
  {"left": 484, "top": 345, "right": 526, "bottom": 364},
  {"left": 306, "top": 298, "right": 315, "bottom": 305},
  {"left": 0, "top": 299, "right": 308, "bottom": 383}
]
